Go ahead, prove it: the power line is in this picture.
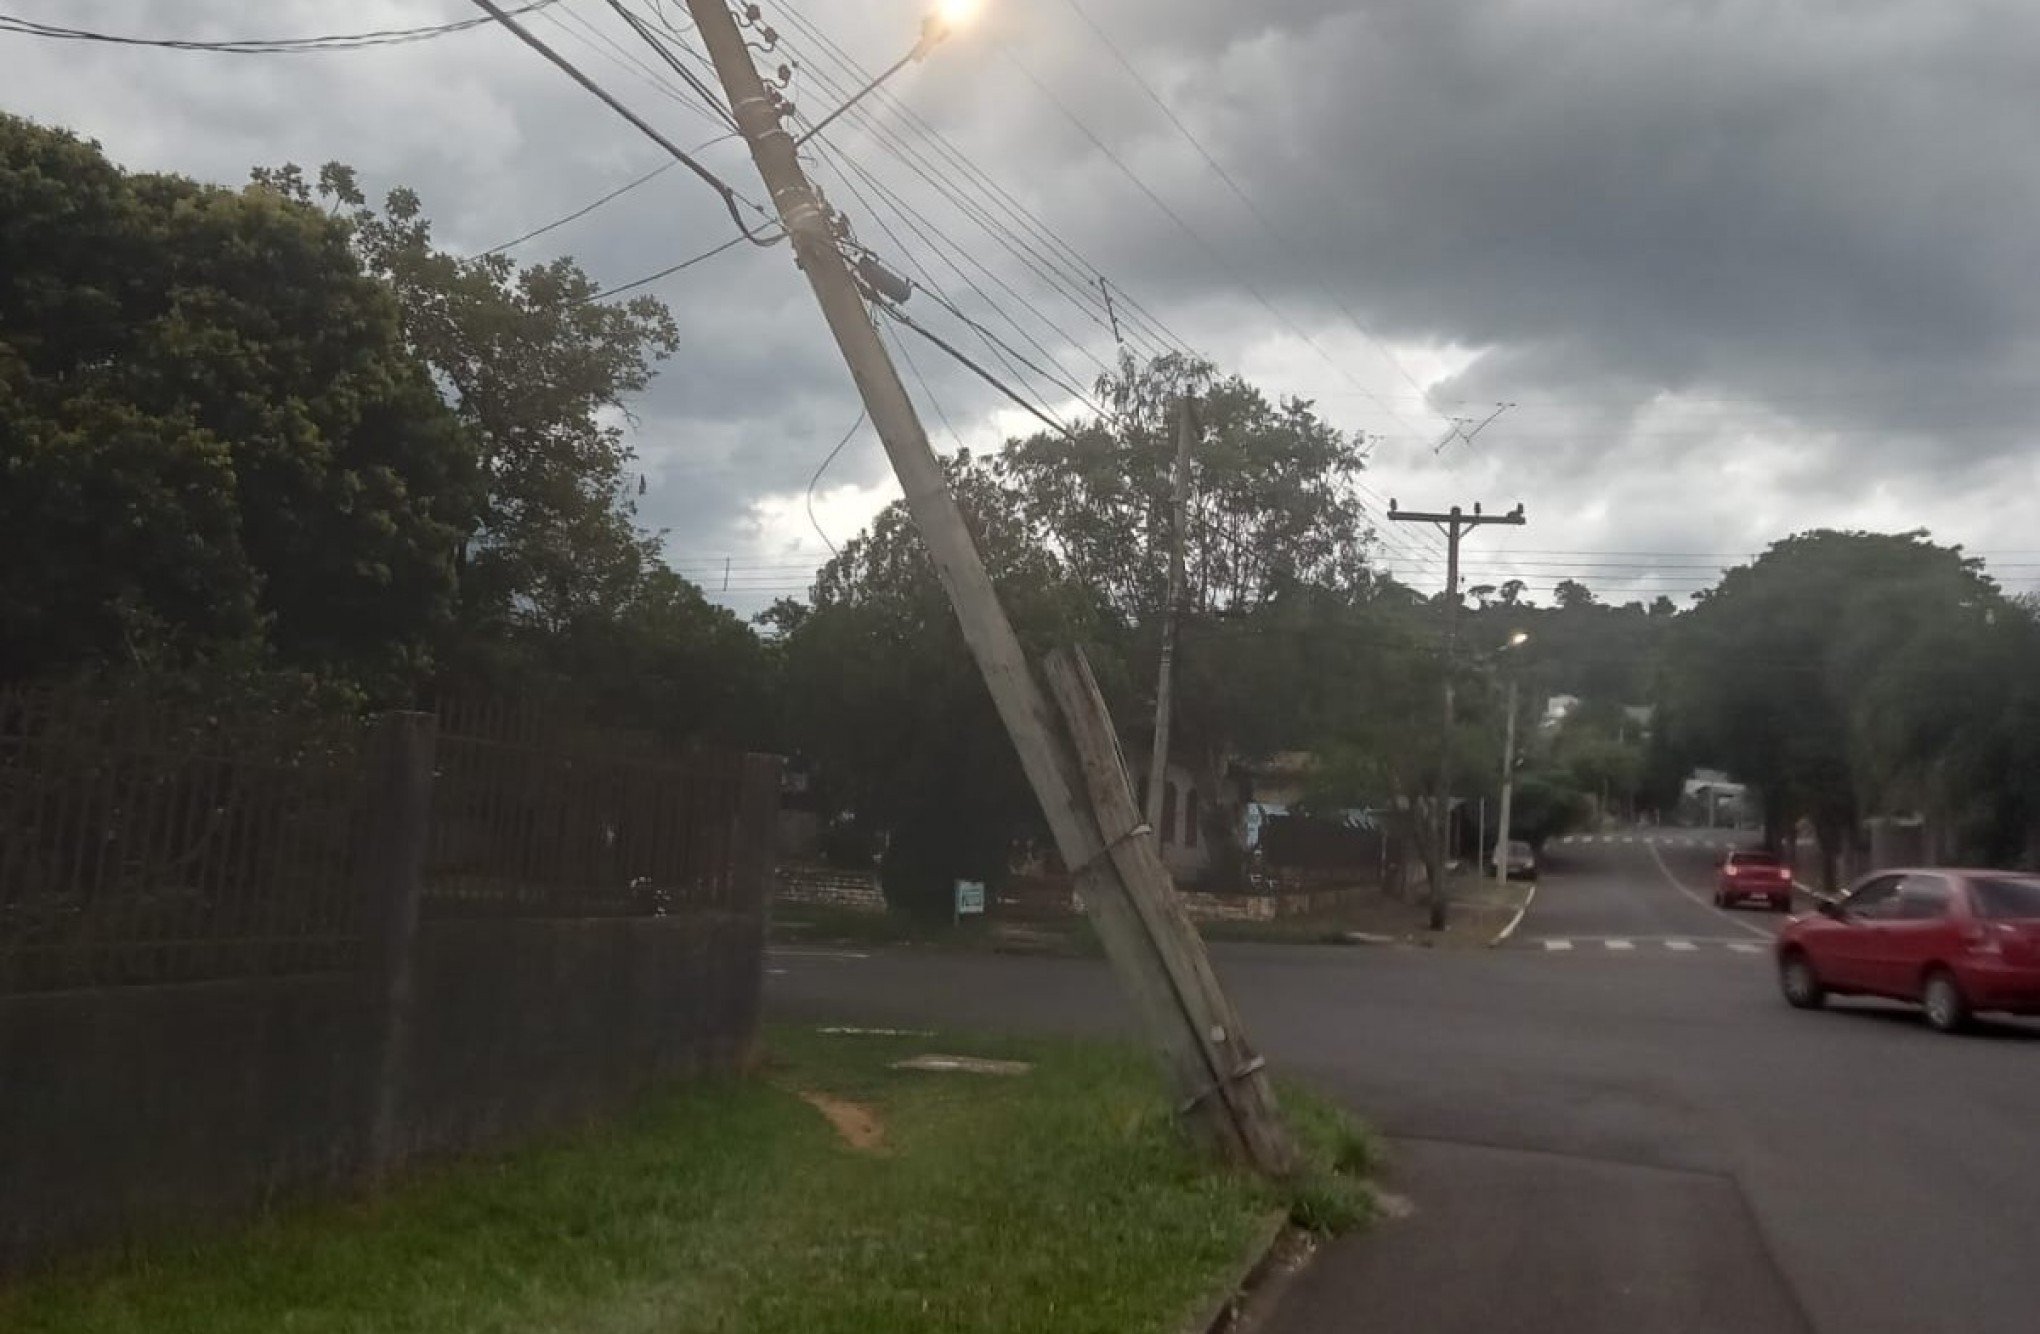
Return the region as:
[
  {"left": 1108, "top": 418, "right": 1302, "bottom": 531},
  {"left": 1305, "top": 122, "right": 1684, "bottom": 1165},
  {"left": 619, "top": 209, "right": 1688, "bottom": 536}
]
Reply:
[
  {"left": 0, "top": 1, "right": 561, "bottom": 53},
  {"left": 770, "top": 17, "right": 1147, "bottom": 377},
  {"left": 467, "top": 0, "right": 779, "bottom": 248},
  {"left": 575, "top": 231, "right": 756, "bottom": 303},
  {"left": 992, "top": 37, "right": 1435, "bottom": 446},
  {"left": 804, "top": 410, "right": 869, "bottom": 558},
  {"left": 1051, "top": 0, "right": 1438, "bottom": 410},
  {"left": 481, "top": 160, "right": 678, "bottom": 255},
  {"left": 771, "top": 2, "right": 1188, "bottom": 365},
  {"left": 600, "top": 0, "right": 735, "bottom": 127},
  {"left": 880, "top": 304, "right": 1076, "bottom": 440}
]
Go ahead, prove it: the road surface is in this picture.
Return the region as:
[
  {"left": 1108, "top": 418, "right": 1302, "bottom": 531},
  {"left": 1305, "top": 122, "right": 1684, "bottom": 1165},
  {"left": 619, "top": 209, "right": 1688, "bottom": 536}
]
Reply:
[{"left": 767, "top": 828, "right": 2040, "bottom": 1334}]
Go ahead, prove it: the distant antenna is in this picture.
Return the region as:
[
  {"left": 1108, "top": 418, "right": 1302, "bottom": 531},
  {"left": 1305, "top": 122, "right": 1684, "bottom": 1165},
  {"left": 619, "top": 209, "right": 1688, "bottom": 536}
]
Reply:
[{"left": 1432, "top": 401, "right": 1515, "bottom": 455}]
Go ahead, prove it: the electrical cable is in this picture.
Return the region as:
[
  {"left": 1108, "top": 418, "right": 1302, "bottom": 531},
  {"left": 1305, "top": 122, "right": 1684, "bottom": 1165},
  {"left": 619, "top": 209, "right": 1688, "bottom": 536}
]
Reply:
[
  {"left": 879, "top": 305, "right": 1076, "bottom": 440},
  {"left": 575, "top": 231, "right": 759, "bottom": 303},
  {"left": 0, "top": 1, "right": 561, "bottom": 53},
  {"left": 467, "top": 0, "right": 779, "bottom": 247},
  {"left": 805, "top": 410, "right": 869, "bottom": 559},
  {"left": 601, "top": 0, "right": 736, "bottom": 128},
  {"left": 1053, "top": 0, "right": 1439, "bottom": 409},
  {"left": 482, "top": 161, "right": 677, "bottom": 256}
]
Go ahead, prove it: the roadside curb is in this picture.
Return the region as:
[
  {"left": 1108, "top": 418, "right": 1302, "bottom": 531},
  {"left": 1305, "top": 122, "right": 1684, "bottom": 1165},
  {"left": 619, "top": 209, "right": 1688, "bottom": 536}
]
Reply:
[
  {"left": 1487, "top": 878, "right": 1538, "bottom": 948},
  {"left": 1183, "top": 1214, "right": 1312, "bottom": 1334}
]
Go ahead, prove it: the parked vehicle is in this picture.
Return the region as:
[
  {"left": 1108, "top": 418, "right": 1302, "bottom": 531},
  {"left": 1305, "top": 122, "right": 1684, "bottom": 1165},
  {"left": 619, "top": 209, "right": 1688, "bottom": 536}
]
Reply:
[
  {"left": 1716, "top": 849, "right": 1794, "bottom": 911},
  {"left": 1775, "top": 870, "right": 2040, "bottom": 1032},
  {"left": 1493, "top": 839, "right": 1537, "bottom": 881}
]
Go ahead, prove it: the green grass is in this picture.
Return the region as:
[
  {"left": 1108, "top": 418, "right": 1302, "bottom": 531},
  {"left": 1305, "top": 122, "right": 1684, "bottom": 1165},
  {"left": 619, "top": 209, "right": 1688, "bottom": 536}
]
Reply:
[{"left": 2, "top": 1029, "right": 1371, "bottom": 1334}]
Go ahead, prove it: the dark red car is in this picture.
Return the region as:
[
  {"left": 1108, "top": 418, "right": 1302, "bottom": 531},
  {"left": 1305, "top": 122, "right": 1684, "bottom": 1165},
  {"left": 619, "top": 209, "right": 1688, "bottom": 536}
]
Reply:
[
  {"left": 1716, "top": 848, "right": 1794, "bottom": 911},
  {"left": 1775, "top": 869, "right": 2040, "bottom": 1032}
]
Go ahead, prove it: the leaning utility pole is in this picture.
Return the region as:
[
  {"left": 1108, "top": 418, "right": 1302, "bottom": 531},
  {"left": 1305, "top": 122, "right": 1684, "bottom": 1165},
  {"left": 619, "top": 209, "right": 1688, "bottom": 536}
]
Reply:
[
  {"left": 1144, "top": 396, "right": 1194, "bottom": 836},
  {"left": 1388, "top": 500, "right": 1526, "bottom": 929},
  {"left": 680, "top": 0, "right": 1289, "bottom": 1174}
]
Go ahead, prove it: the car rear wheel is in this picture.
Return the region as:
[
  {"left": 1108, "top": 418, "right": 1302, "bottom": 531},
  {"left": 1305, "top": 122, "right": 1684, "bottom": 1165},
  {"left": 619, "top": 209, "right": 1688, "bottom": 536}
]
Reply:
[
  {"left": 1779, "top": 952, "right": 1826, "bottom": 1010},
  {"left": 1922, "top": 969, "right": 1971, "bottom": 1034}
]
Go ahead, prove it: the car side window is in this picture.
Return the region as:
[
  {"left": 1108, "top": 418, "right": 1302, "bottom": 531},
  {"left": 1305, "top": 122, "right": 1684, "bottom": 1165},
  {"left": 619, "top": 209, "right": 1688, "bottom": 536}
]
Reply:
[
  {"left": 1893, "top": 875, "right": 1953, "bottom": 921},
  {"left": 1845, "top": 875, "right": 1904, "bottom": 920}
]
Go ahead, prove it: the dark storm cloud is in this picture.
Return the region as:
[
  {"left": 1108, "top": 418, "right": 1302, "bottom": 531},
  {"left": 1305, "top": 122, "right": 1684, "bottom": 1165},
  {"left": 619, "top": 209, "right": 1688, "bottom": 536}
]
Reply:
[{"left": 8, "top": 0, "right": 2039, "bottom": 608}]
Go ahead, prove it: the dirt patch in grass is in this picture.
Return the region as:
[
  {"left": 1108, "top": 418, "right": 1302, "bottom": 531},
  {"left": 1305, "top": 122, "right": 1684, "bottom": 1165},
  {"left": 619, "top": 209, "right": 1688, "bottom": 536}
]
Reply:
[{"left": 796, "top": 1089, "right": 887, "bottom": 1152}]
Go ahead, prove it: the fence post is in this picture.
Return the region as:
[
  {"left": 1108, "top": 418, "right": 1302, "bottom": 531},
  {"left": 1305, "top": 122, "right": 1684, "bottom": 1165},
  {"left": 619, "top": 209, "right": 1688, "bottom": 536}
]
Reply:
[{"left": 358, "top": 711, "right": 436, "bottom": 1187}]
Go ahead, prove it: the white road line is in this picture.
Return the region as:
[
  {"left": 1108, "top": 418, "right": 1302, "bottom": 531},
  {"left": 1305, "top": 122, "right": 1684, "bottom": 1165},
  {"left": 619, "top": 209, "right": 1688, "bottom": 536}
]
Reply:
[
  {"left": 1541, "top": 938, "right": 1574, "bottom": 951},
  {"left": 1605, "top": 938, "right": 1635, "bottom": 951},
  {"left": 1647, "top": 841, "right": 1773, "bottom": 939},
  {"left": 1727, "top": 942, "right": 1766, "bottom": 955},
  {"left": 1666, "top": 939, "right": 1697, "bottom": 952}
]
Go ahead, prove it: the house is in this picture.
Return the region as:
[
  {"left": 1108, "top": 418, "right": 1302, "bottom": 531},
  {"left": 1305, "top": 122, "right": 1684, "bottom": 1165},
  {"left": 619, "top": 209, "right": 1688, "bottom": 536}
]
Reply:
[{"left": 1542, "top": 694, "right": 1581, "bottom": 729}]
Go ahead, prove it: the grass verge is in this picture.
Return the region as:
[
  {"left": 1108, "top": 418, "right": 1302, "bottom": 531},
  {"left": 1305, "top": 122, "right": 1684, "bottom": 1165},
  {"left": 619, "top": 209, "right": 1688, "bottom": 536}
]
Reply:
[{"left": 2, "top": 1028, "right": 1371, "bottom": 1334}]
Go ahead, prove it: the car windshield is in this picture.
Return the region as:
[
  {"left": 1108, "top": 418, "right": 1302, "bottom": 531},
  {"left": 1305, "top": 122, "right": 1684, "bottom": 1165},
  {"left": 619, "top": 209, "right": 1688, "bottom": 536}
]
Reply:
[
  {"left": 1971, "top": 877, "right": 2040, "bottom": 920},
  {"left": 1730, "top": 852, "right": 1780, "bottom": 866},
  {"left": 1508, "top": 841, "right": 1532, "bottom": 857}
]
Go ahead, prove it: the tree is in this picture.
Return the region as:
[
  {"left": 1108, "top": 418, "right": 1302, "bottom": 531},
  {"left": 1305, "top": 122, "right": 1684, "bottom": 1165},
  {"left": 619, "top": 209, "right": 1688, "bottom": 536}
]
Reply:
[
  {"left": 250, "top": 163, "right": 681, "bottom": 661},
  {"left": 1554, "top": 579, "right": 1597, "bottom": 610},
  {"left": 1, "top": 117, "right": 472, "bottom": 693},
  {"left": 769, "top": 452, "right": 1109, "bottom": 916},
  {"left": 997, "top": 354, "right": 1378, "bottom": 878},
  {"left": 1659, "top": 530, "right": 2022, "bottom": 885}
]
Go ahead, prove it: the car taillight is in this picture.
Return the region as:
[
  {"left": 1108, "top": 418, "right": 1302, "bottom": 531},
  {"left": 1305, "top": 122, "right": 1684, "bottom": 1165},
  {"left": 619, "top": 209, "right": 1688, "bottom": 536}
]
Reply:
[{"left": 1779, "top": 867, "right": 1793, "bottom": 881}]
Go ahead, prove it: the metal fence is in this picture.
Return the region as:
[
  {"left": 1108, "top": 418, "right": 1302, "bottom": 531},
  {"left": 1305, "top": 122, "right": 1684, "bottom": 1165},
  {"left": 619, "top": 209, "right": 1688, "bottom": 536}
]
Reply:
[
  {"left": 0, "top": 686, "right": 368, "bottom": 993},
  {"left": 424, "top": 696, "right": 760, "bottom": 919},
  {"left": 0, "top": 687, "right": 774, "bottom": 993}
]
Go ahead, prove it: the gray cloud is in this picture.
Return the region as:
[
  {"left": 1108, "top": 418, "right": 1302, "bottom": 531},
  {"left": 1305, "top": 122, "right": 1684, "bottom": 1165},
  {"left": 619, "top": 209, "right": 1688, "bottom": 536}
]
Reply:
[{"left": 7, "top": 0, "right": 2040, "bottom": 616}]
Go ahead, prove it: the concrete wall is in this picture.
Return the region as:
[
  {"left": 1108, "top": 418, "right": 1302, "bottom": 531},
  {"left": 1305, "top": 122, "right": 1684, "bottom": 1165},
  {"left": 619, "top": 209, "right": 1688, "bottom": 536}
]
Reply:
[
  {"left": 775, "top": 865, "right": 887, "bottom": 915},
  {"left": 0, "top": 911, "right": 761, "bottom": 1273}
]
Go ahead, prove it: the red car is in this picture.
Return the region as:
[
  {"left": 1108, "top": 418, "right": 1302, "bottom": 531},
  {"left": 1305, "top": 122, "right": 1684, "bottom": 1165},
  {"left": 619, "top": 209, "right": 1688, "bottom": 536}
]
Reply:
[
  {"left": 1716, "top": 848, "right": 1794, "bottom": 911},
  {"left": 1776, "top": 870, "right": 2040, "bottom": 1032}
]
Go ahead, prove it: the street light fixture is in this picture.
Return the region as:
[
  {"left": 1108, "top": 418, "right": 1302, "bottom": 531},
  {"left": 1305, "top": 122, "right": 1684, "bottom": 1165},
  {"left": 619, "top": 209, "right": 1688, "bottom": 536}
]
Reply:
[{"left": 794, "top": 5, "right": 976, "bottom": 148}]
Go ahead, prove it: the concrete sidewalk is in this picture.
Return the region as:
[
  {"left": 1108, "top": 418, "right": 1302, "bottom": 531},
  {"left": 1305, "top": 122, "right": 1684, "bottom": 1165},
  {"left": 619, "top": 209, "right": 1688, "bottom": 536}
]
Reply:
[{"left": 1263, "top": 1137, "right": 1811, "bottom": 1334}]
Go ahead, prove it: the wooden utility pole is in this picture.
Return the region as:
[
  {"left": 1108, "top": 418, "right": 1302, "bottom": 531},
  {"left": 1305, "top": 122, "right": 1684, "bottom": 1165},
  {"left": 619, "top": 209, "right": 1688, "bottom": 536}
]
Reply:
[
  {"left": 1144, "top": 396, "right": 1194, "bottom": 836},
  {"left": 678, "top": 0, "right": 1290, "bottom": 1174},
  {"left": 1388, "top": 501, "right": 1525, "bottom": 928}
]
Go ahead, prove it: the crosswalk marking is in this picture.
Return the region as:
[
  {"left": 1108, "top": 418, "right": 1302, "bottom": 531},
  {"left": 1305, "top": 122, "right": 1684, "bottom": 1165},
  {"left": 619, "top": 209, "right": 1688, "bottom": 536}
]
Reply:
[{"left": 1525, "top": 936, "right": 1769, "bottom": 956}]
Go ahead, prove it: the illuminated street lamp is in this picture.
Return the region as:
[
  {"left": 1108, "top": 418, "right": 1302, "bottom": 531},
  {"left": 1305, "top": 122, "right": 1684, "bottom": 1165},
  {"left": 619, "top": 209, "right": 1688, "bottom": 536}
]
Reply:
[{"left": 795, "top": 3, "right": 977, "bottom": 147}]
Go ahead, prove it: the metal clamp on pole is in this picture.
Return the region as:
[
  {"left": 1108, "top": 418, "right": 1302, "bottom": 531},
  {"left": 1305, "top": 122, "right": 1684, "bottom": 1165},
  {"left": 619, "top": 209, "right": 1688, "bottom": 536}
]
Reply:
[
  {"left": 1075, "top": 821, "right": 1153, "bottom": 876},
  {"left": 1176, "top": 1053, "right": 1269, "bottom": 1117}
]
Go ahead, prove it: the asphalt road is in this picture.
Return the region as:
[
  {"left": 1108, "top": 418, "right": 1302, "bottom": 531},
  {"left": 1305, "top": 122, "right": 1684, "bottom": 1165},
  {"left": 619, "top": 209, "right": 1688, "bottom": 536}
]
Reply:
[{"left": 767, "top": 828, "right": 2040, "bottom": 1334}]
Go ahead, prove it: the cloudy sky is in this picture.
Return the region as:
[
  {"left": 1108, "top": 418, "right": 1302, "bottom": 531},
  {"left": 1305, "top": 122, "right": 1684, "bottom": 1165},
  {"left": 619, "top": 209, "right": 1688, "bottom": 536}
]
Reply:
[{"left": 9, "top": 0, "right": 2040, "bottom": 614}]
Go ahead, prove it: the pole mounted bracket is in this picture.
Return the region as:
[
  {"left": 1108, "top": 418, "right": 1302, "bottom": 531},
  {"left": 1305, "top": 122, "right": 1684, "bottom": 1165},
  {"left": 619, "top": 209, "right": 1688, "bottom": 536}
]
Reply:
[
  {"left": 1075, "top": 820, "right": 1153, "bottom": 876},
  {"left": 1175, "top": 1054, "right": 1269, "bottom": 1117}
]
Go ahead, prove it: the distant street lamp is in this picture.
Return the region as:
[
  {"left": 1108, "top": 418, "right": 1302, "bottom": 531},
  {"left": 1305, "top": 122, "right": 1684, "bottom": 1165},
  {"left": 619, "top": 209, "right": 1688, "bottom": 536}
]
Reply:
[
  {"left": 794, "top": 4, "right": 978, "bottom": 148},
  {"left": 1494, "top": 631, "right": 1529, "bottom": 882}
]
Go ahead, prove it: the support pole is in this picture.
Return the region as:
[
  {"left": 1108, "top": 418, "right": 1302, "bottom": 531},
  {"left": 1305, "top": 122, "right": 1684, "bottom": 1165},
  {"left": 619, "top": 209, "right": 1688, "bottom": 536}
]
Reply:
[
  {"left": 1145, "top": 395, "right": 1194, "bottom": 837},
  {"left": 673, "top": 0, "right": 1290, "bottom": 1174}
]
